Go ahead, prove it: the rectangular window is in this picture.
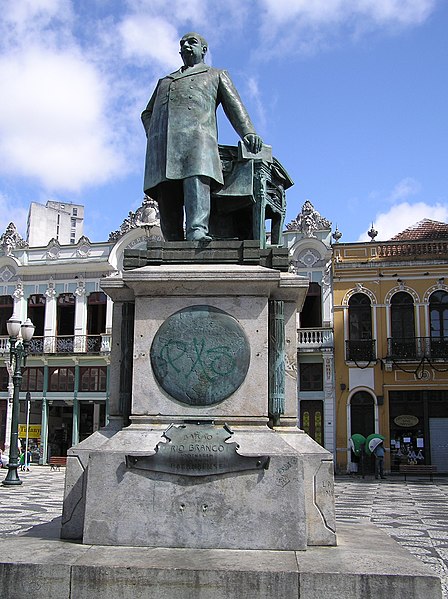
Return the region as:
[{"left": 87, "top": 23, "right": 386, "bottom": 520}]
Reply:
[
  {"left": 72, "top": 208, "right": 78, "bottom": 216},
  {"left": 80, "top": 366, "right": 107, "bottom": 392},
  {"left": 49, "top": 367, "right": 75, "bottom": 391},
  {"left": 0, "top": 367, "right": 9, "bottom": 392},
  {"left": 71, "top": 218, "right": 77, "bottom": 227},
  {"left": 21, "top": 367, "right": 44, "bottom": 391},
  {"left": 299, "top": 363, "right": 323, "bottom": 391}
]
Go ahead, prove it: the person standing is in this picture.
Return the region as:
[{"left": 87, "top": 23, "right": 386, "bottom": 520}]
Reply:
[
  {"left": 142, "top": 32, "right": 262, "bottom": 241},
  {"left": 374, "top": 441, "right": 386, "bottom": 480},
  {"left": 19, "top": 449, "right": 25, "bottom": 471}
]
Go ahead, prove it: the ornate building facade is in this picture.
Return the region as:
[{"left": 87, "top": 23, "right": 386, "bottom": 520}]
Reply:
[
  {"left": 0, "top": 197, "right": 161, "bottom": 464},
  {"left": 333, "top": 220, "right": 448, "bottom": 473},
  {"left": 284, "top": 201, "right": 336, "bottom": 456}
]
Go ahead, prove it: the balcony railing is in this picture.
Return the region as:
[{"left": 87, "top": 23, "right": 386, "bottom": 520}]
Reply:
[
  {"left": 298, "top": 327, "right": 333, "bottom": 350},
  {"left": 0, "top": 334, "right": 111, "bottom": 355},
  {"left": 387, "top": 337, "right": 448, "bottom": 361},
  {"left": 346, "top": 339, "right": 376, "bottom": 362}
]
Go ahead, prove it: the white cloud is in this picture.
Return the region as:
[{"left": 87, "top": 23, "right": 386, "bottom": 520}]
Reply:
[
  {"left": 0, "top": 0, "right": 74, "bottom": 49},
  {"left": 358, "top": 201, "right": 448, "bottom": 241},
  {"left": 259, "top": 0, "right": 437, "bottom": 54},
  {"left": 261, "top": 0, "right": 435, "bottom": 26},
  {"left": 0, "top": 48, "right": 124, "bottom": 192},
  {"left": 119, "top": 16, "right": 180, "bottom": 71},
  {"left": 388, "top": 177, "right": 422, "bottom": 202},
  {"left": 246, "top": 77, "right": 267, "bottom": 132}
]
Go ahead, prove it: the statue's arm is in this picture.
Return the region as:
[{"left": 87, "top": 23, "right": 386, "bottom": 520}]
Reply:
[
  {"left": 218, "top": 70, "right": 263, "bottom": 154},
  {"left": 141, "top": 85, "right": 158, "bottom": 136}
]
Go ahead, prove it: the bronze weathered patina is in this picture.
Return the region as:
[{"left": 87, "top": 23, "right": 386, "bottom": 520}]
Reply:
[
  {"left": 150, "top": 305, "right": 250, "bottom": 405},
  {"left": 142, "top": 32, "right": 262, "bottom": 242},
  {"left": 125, "top": 423, "right": 270, "bottom": 477}
]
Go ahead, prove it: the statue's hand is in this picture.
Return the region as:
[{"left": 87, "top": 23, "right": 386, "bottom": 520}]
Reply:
[{"left": 243, "top": 134, "right": 263, "bottom": 154}]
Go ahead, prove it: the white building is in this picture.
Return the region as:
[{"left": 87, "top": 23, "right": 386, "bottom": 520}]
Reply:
[
  {"left": 0, "top": 198, "right": 161, "bottom": 464},
  {"left": 283, "top": 200, "right": 336, "bottom": 457},
  {"left": 27, "top": 201, "right": 84, "bottom": 247}
]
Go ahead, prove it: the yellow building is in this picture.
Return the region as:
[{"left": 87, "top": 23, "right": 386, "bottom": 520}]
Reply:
[{"left": 333, "top": 220, "right": 448, "bottom": 474}]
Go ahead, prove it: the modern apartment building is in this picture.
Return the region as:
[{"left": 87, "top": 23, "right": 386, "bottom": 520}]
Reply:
[{"left": 27, "top": 201, "right": 84, "bottom": 247}]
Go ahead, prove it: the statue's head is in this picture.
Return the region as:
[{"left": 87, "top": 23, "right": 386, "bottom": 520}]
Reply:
[{"left": 180, "top": 32, "right": 208, "bottom": 66}]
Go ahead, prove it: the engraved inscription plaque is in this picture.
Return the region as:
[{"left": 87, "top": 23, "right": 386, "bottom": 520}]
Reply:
[
  {"left": 126, "top": 423, "right": 270, "bottom": 477},
  {"left": 150, "top": 305, "right": 250, "bottom": 405}
]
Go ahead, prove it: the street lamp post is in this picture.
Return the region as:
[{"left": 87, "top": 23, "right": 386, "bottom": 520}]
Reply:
[{"left": 2, "top": 317, "right": 35, "bottom": 486}]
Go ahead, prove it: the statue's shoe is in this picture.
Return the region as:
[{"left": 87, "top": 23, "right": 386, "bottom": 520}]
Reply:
[{"left": 187, "top": 233, "right": 212, "bottom": 241}]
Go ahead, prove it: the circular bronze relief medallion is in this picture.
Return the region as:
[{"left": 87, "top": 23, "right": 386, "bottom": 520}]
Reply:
[{"left": 150, "top": 306, "right": 250, "bottom": 406}]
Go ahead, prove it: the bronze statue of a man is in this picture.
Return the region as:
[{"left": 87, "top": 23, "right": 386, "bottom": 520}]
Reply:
[{"left": 142, "top": 32, "right": 262, "bottom": 241}]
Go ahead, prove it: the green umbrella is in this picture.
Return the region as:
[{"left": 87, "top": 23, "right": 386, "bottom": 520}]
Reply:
[
  {"left": 349, "top": 434, "right": 366, "bottom": 456},
  {"left": 365, "top": 434, "right": 385, "bottom": 455}
]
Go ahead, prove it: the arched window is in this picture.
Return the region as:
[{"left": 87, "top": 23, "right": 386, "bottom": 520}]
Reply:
[
  {"left": 87, "top": 292, "right": 107, "bottom": 335},
  {"left": 429, "top": 291, "right": 448, "bottom": 359},
  {"left": 349, "top": 293, "right": 372, "bottom": 340},
  {"left": 27, "top": 294, "right": 46, "bottom": 337},
  {"left": 57, "top": 293, "right": 75, "bottom": 335},
  {"left": 430, "top": 291, "right": 448, "bottom": 339},
  {"left": 350, "top": 391, "right": 375, "bottom": 438},
  {"left": 347, "top": 293, "right": 374, "bottom": 360},
  {"left": 0, "top": 295, "right": 13, "bottom": 336},
  {"left": 390, "top": 292, "right": 415, "bottom": 359},
  {"left": 56, "top": 293, "right": 75, "bottom": 352}
]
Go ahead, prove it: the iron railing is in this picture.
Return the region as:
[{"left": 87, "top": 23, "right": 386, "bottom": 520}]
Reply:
[
  {"left": 345, "top": 339, "right": 376, "bottom": 362},
  {"left": 0, "top": 334, "right": 111, "bottom": 355},
  {"left": 387, "top": 337, "right": 448, "bottom": 361}
]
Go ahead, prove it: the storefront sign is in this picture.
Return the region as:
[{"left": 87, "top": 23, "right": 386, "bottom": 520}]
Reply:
[
  {"left": 18, "top": 424, "right": 41, "bottom": 439},
  {"left": 394, "top": 415, "right": 419, "bottom": 428}
]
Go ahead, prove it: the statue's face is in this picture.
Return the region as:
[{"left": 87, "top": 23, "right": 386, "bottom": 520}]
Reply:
[{"left": 180, "top": 34, "right": 206, "bottom": 66}]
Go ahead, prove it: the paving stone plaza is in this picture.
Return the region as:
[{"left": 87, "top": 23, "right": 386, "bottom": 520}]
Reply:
[{"left": 0, "top": 467, "right": 447, "bottom": 597}]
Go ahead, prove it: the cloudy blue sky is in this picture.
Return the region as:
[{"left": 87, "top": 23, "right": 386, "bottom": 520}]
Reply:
[{"left": 0, "top": 0, "right": 447, "bottom": 243}]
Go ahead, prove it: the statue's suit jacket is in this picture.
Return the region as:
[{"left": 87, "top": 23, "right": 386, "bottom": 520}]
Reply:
[{"left": 142, "top": 63, "right": 256, "bottom": 196}]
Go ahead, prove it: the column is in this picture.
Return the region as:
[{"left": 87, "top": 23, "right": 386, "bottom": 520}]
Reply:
[
  {"left": 41, "top": 364, "right": 49, "bottom": 464},
  {"left": 74, "top": 280, "right": 87, "bottom": 352},
  {"left": 72, "top": 363, "right": 80, "bottom": 446},
  {"left": 322, "top": 350, "right": 335, "bottom": 457},
  {"left": 44, "top": 280, "right": 57, "bottom": 353},
  {"left": 12, "top": 280, "right": 26, "bottom": 320},
  {"left": 268, "top": 299, "right": 285, "bottom": 425}
]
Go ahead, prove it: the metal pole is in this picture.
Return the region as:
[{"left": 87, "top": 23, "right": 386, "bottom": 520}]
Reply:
[
  {"left": 3, "top": 318, "right": 34, "bottom": 486},
  {"left": 25, "top": 392, "right": 31, "bottom": 471},
  {"left": 2, "top": 337, "right": 22, "bottom": 485}
]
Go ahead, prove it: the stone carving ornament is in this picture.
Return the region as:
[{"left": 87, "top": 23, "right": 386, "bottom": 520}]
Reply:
[
  {"left": 109, "top": 196, "right": 160, "bottom": 241},
  {"left": 0, "top": 223, "right": 28, "bottom": 256},
  {"left": 286, "top": 200, "right": 331, "bottom": 237}
]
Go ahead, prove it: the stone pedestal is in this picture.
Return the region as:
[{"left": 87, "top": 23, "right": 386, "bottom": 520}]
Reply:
[
  {"left": 62, "top": 260, "right": 337, "bottom": 550},
  {"left": 50, "top": 251, "right": 442, "bottom": 596}
]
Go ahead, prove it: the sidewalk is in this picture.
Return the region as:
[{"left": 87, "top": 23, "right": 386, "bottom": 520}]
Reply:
[
  {"left": 335, "top": 474, "right": 448, "bottom": 599},
  {"left": 0, "top": 467, "right": 447, "bottom": 597}
]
